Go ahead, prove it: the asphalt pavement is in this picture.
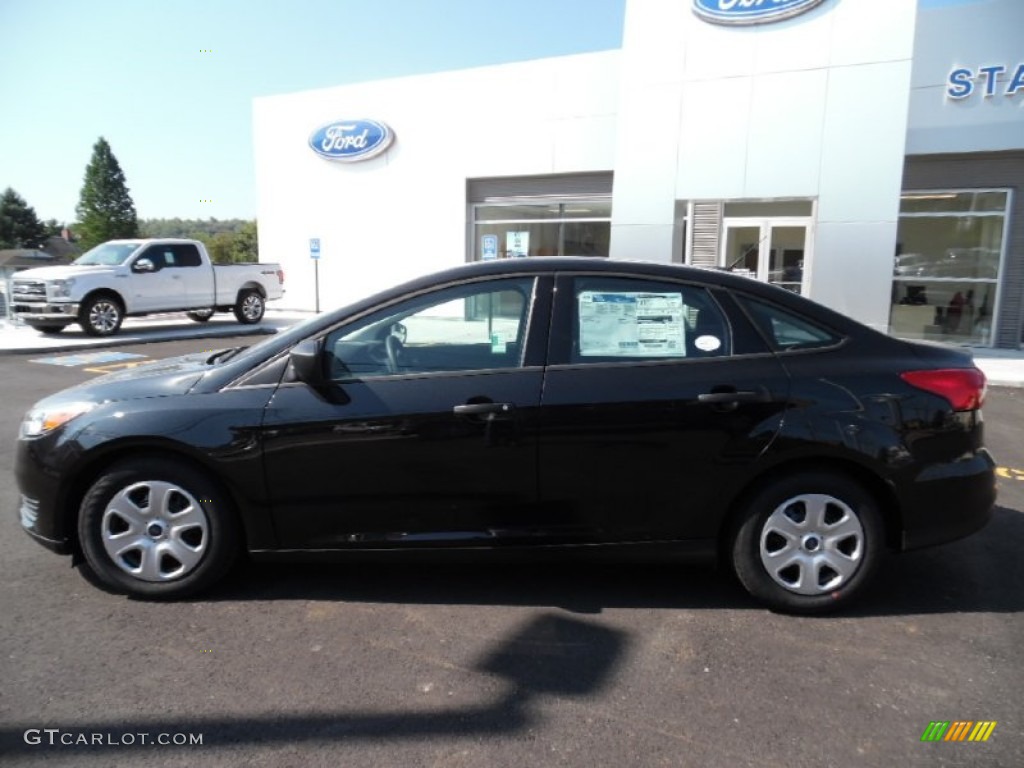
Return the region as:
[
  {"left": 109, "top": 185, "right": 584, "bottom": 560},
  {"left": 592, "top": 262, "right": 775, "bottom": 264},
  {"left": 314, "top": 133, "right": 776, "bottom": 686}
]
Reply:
[{"left": 0, "top": 332, "right": 1021, "bottom": 767}]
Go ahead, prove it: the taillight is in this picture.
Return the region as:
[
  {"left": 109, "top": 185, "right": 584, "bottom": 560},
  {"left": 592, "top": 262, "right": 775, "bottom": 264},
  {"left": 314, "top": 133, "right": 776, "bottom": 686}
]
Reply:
[
  {"left": 900, "top": 368, "right": 986, "bottom": 411},
  {"left": 277, "top": 269, "right": 285, "bottom": 285}
]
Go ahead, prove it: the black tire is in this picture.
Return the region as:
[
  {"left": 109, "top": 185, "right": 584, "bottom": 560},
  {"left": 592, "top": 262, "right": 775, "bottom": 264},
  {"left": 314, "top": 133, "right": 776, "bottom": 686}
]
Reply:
[
  {"left": 233, "top": 289, "right": 265, "bottom": 325},
  {"left": 77, "top": 458, "right": 240, "bottom": 599},
  {"left": 187, "top": 309, "right": 214, "bottom": 322},
  {"left": 78, "top": 293, "right": 124, "bottom": 336},
  {"left": 36, "top": 324, "right": 69, "bottom": 335},
  {"left": 730, "top": 471, "right": 883, "bottom": 614}
]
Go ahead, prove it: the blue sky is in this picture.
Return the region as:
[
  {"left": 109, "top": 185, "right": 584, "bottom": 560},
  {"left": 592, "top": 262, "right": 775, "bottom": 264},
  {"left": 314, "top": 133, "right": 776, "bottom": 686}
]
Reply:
[
  {"left": 0, "top": 0, "right": 984, "bottom": 226},
  {"left": 0, "top": 0, "right": 625, "bottom": 224}
]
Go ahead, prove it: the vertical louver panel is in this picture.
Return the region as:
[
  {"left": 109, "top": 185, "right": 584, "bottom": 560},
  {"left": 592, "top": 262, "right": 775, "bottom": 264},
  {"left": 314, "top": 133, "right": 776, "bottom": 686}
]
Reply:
[{"left": 689, "top": 202, "right": 723, "bottom": 267}]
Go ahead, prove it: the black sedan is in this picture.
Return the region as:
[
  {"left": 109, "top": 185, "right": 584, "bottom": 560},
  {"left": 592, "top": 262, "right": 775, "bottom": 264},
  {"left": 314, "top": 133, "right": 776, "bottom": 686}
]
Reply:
[{"left": 15, "top": 258, "right": 996, "bottom": 613}]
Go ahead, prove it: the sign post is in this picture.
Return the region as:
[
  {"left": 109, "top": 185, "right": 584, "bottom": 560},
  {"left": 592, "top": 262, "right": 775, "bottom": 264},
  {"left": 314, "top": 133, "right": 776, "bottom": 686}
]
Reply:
[{"left": 309, "top": 238, "right": 321, "bottom": 313}]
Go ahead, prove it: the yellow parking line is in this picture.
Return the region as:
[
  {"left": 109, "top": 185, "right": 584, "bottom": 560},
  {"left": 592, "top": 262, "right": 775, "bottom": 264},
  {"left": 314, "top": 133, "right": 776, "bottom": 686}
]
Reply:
[{"left": 83, "top": 360, "right": 154, "bottom": 374}]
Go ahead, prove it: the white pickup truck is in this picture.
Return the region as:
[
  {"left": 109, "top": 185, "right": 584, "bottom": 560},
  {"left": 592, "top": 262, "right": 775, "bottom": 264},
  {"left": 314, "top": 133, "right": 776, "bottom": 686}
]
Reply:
[{"left": 10, "top": 238, "right": 285, "bottom": 336}]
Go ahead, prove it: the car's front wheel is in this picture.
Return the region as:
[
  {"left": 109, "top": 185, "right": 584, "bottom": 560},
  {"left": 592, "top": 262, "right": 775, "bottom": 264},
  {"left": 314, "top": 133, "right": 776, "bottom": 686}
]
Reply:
[
  {"left": 79, "top": 293, "right": 124, "bottom": 336},
  {"left": 77, "top": 458, "right": 239, "bottom": 598},
  {"left": 731, "top": 471, "right": 883, "bottom": 614}
]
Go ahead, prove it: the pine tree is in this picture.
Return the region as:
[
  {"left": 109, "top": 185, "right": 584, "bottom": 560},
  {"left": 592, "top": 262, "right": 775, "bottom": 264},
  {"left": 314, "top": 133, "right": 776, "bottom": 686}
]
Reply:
[
  {"left": 75, "top": 137, "right": 139, "bottom": 249},
  {"left": 0, "top": 187, "right": 49, "bottom": 249}
]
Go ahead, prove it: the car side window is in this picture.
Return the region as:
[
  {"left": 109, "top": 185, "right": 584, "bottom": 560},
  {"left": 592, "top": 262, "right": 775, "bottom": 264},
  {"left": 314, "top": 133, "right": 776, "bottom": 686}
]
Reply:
[
  {"left": 323, "top": 278, "right": 535, "bottom": 380},
  {"left": 738, "top": 296, "right": 840, "bottom": 351},
  {"left": 173, "top": 244, "right": 202, "bottom": 267},
  {"left": 137, "top": 247, "right": 167, "bottom": 270},
  {"left": 567, "top": 277, "right": 730, "bottom": 363}
]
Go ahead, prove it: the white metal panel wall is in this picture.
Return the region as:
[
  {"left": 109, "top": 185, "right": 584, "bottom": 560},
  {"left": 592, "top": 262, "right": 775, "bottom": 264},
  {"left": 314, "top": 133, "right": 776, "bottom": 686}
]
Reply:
[
  {"left": 253, "top": 51, "right": 620, "bottom": 312},
  {"left": 611, "top": 0, "right": 918, "bottom": 332},
  {"left": 907, "top": 0, "right": 1024, "bottom": 155}
]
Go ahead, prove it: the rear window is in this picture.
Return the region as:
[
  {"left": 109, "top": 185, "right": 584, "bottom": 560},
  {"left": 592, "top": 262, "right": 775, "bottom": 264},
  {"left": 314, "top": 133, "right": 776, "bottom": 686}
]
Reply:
[{"left": 739, "top": 297, "right": 840, "bottom": 351}]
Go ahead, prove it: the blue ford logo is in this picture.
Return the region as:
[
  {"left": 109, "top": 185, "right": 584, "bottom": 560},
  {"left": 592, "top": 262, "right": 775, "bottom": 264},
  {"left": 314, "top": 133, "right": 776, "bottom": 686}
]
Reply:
[
  {"left": 309, "top": 119, "right": 394, "bottom": 162},
  {"left": 693, "top": 0, "right": 826, "bottom": 25}
]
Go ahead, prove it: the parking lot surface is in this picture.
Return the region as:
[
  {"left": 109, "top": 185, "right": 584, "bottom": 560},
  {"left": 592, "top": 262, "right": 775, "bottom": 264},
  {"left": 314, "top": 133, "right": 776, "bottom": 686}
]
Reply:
[{"left": 0, "top": 336, "right": 1021, "bottom": 767}]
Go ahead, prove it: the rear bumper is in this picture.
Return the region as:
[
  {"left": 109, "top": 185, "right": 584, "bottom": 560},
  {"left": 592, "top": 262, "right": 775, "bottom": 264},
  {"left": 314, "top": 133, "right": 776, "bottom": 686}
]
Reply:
[{"left": 899, "top": 449, "right": 997, "bottom": 550}]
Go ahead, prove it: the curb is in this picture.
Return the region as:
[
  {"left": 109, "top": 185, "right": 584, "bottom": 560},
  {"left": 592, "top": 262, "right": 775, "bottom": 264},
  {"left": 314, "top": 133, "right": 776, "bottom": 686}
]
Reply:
[{"left": 0, "top": 323, "right": 279, "bottom": 356}]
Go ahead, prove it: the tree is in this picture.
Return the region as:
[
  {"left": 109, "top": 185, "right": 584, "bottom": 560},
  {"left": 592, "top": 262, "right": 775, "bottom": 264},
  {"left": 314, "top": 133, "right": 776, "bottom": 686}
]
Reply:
[
  {"left": 75, "top": 137, "right": 139, "bottom": 249},
  {"left": 0, "top": 187, "right": 48, "bottom": 249},
  {"left": 207, "top": 221, "right": 258, "bottom": 264}
]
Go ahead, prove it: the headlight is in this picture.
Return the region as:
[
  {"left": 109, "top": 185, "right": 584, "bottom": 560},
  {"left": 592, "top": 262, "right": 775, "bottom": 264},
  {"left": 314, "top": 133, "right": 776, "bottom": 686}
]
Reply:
[
  {"left": 20, "top": 402, "right": 95, "bottom": 438},
  {"left": 50, "top": 279, "right": 75, "bottom": 298}
]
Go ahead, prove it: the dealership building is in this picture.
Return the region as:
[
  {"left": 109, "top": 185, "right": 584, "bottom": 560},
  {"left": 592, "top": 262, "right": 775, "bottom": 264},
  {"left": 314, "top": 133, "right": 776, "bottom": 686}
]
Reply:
[{"left": 253, "top": 0, "right": 1023, "bottom": 348}]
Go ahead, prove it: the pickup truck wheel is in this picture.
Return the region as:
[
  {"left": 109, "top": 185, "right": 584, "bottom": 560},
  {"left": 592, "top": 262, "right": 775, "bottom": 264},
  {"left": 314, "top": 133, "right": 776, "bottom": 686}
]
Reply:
[
  {"left": 187, "top": 309, "right": 214, "bottom": 322},
  {"left": 77, "top": 458, "right": 240, "bottom": 598},
  {"left": 79, "top": 294, "right": 124, "bottom": 336},
  {"left": 234, "top": 290, "right": 265, "bottom": 324}
]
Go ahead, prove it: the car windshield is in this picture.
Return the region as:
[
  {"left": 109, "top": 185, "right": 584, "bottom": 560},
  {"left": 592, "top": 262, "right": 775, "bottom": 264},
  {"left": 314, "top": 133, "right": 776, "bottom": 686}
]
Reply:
[{"left": 73, "top": 242, "right": 141, "bottom": 266}]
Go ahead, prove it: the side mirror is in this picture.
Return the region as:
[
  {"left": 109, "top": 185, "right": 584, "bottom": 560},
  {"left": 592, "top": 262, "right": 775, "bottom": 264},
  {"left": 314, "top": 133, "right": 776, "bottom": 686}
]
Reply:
[
  {"left": 133, "top": 258, "right": 155, "bottom": 273},
  {"left": 289, "top": 338, "right": 326, "bottom": 387}
]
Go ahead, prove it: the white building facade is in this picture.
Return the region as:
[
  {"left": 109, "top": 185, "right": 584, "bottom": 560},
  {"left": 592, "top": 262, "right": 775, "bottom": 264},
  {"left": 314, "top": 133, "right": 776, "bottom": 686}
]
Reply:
[{"left": 253, "top": 0, "right": 1024, "bottom": 348}]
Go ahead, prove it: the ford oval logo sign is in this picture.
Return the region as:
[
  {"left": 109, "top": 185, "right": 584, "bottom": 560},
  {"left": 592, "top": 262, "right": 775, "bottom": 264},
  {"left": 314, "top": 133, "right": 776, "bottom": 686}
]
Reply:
[
  {"left": 693, "top": 0, "right": 826, "bottom": 26},
  {"left": 309, "top": 119, "right": 394, "bottom": 162}
]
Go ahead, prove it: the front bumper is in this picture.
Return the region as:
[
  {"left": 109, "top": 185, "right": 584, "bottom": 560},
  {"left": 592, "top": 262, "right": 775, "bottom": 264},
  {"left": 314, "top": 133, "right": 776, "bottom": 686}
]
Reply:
[
  {"left": 11, "top": 302, "right": 80, "bottom": 322},
  {"left": 15, "top": 436, "right": 73, "bottom": 557}
]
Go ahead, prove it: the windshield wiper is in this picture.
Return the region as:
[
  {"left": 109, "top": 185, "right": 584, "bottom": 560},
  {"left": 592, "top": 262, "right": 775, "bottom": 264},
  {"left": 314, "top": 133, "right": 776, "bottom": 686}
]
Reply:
[{"left": 206, "top": 347, "right": 245, "bottom": 364}]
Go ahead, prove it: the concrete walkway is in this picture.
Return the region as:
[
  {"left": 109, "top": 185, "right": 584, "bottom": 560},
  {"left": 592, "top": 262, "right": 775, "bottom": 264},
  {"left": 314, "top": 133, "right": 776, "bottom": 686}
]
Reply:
[{"left": 2, "top": 310, "right": 1021, "bottom": 386}]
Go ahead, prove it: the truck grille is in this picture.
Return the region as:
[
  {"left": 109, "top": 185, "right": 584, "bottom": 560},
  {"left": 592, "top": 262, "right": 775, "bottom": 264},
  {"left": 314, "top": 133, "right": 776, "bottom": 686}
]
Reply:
[{"left": 12, "top": 281, "right": 46, "bottom": 300}]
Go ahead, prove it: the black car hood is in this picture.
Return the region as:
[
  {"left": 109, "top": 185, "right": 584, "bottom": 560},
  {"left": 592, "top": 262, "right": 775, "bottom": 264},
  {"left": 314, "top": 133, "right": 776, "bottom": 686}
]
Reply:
[{"left": 34, "top": 352, "right": 212, "bottom": 408}]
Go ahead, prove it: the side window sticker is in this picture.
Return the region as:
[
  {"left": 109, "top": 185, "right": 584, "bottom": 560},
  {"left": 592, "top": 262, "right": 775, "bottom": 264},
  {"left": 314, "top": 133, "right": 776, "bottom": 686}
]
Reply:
[{"left": 578, "top": 292, "right": 687, "bottom": 358}]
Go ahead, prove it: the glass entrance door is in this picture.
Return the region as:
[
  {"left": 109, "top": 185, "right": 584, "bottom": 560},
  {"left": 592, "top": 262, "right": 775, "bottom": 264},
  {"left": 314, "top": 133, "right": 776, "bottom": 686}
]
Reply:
[
  {"left": 722, "top": 219, "right": 810, "bottom": 295},
  {"left": 767, "top": 226, "right": 807, "bottom": 294}
]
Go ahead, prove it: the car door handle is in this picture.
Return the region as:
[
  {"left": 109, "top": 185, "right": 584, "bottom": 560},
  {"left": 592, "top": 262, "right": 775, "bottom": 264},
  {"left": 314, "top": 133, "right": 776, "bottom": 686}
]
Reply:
[
  {"left": 697, "top": 391, "right": 766, "bottom": 404},
  {"left": 696, "top": 387, "right": 770, "bottom": 411},
  {"left": 453, "top": 402, "right": 515, "bottom": 420}
]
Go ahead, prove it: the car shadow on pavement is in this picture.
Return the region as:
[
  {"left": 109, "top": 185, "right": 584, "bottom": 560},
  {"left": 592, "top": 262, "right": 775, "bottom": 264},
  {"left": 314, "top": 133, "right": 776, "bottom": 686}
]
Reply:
[
  {"left": 849, "top": 503, "right": 1024, "bottom": 617},
  {"left": 204, "top": 503, "right": 1024, "bottom": 617},
  {"left": 0, "top": 612, "right": 629, "bottom": 757},
  {"left": 215, "top": 559, "right": 748, "bottom": 614}
]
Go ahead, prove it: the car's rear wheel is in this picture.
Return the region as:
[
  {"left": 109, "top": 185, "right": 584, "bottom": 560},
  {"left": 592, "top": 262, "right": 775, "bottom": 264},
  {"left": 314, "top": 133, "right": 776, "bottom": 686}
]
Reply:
[
  {"left": 77, "top": 458, "right": 239, "bottom": 598},
  {"left": 187, "top": 309, "right": 214, "bottom": 322},
  {"left": 731, "top": 471, "right": 883, "bottom": 614},
  {"left": 233, "top": 290, "right": 264, "bottom": 324}
]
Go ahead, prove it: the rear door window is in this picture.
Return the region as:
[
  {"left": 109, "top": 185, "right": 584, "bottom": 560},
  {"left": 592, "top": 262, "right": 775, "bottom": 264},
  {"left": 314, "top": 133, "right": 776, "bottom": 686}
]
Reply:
[{"left": 552, "top": 276, "right": 731, "bottom": 365}]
